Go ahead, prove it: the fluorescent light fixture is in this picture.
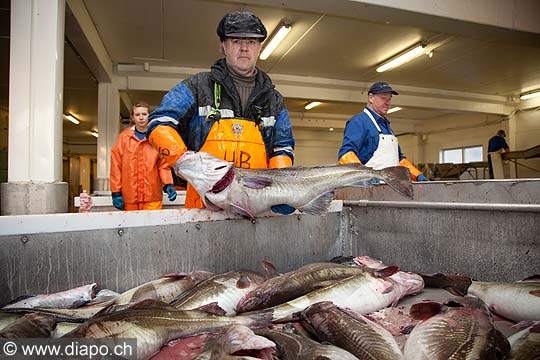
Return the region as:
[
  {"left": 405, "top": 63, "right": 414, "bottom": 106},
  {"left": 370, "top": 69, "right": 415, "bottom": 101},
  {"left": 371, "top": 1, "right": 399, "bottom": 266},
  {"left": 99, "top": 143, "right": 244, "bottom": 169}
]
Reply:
[
  {"left": 387, "top": 107, "right": 402, "bottom": 114},
  {"left": 63, "top": 113, "right": 80, "bottom": 125},
  {"left": 329, "top": 127, "right": 334, "bottom": 132},
  {"left": 259, "top": 21, "right": 292, "bottom": 60},
  {"left": 520, "top": 89, "right": 540, "bottom": 100},
  {"left": 376, "top": 44, "right": 426, "bottom": 73},
  {"left": 304, "top": 101, "right": 322, "bottom": 110},
  {"left": 91, "top": 129, "right": 99, "bottom": 138}
]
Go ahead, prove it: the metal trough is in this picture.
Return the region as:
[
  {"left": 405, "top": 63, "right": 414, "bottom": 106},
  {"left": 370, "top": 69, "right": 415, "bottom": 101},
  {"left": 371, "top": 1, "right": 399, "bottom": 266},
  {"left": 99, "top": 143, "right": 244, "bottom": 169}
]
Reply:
[{"left": 0, "top": 180, "right": 539, "bottom": 304}]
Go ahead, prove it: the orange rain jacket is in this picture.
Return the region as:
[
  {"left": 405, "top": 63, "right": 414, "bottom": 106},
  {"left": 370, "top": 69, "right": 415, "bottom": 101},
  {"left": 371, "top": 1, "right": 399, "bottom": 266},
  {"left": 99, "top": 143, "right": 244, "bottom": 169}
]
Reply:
[{"left": 110, "top": 126, "right": 173, "bottom": 204}]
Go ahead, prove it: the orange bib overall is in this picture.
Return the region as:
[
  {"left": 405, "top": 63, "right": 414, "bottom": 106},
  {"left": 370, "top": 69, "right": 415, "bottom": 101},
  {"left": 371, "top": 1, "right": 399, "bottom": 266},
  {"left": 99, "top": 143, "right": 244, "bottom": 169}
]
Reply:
[{"left": 184, "top": 118, "right": 267, "bottom": 208}]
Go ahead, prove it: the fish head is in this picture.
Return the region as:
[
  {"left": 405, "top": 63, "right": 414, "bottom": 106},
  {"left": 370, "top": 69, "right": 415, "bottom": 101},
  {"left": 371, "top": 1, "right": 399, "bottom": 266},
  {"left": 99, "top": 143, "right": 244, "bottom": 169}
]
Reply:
[
  {"left": 173, "top": 151, "right": 235, "bottom": 204},
  {"left": 392, "top": 272, "right": 425, "bottom": 296}
]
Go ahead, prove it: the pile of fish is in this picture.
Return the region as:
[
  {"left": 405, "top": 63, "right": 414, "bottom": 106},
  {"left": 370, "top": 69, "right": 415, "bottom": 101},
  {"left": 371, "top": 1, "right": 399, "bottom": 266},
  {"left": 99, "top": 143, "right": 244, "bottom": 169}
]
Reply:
[{"left": 1, "top": 256, "right": 539, "bottom": 359}]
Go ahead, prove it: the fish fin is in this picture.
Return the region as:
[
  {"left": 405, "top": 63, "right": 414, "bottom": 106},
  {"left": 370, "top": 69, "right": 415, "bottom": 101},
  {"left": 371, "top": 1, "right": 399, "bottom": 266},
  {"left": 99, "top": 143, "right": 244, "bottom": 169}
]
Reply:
[
  {"left": 129, "top": 284, "right": 158, "bottom": 303},
  {"left": 241, "top": 176, "right": 273, "bottom": 189},
  {"left": 261, "top": 260, "right": 281, "bottom": 279},
  {"left": 312, "top": 280, "right": 336, "bottom": 289},
  {"left": 380, "top": 166, "right": 414, "bottom": 199},
  {"left": 229, "top": 204, "right": 256, "bottom": 221},
  {"left": 409, "top": 301, "right": 443, "bottom": 320},
  {"left": 521, "top": 274, "right": 540, "bottom": 282},
  {"left": 236, "top": 275, "right": 253, "bottom": 289},
  {"left": 240, "top": 309, "right": 273, "bottom": 328},
  {"left": 196, "top": 302, "right": 227, "bottom": 316},
  {"left": 298, "top": 191, "right": 334, "bottom": 215},
  {"left": 417, "top": 272, "right": 471, "bottom": 296},
  {"left": 530, "top": 289, "right": 540, "bottom": 297},
  {"left": 347, "top": 179, "right": 373, "bottom": 188},
  {"left": 160, "top": 272, "right": 188, "bottom": 279},
  {"left": 373, "top": 266, "right": 400, "bottom": 278}
]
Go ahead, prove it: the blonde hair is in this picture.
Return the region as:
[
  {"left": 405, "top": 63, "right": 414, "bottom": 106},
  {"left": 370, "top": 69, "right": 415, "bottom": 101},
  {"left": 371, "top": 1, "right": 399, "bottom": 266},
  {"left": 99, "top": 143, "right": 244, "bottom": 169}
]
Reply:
[{"left": 131, "top": 101, "right": 150, "bottom": 116}]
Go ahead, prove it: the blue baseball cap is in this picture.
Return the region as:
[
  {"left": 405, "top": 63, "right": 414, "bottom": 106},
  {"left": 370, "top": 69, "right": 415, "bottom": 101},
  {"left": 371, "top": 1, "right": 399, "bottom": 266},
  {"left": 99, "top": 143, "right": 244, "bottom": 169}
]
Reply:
[{"left": 368, "top": 82, "right": 399, "bottom": 95}]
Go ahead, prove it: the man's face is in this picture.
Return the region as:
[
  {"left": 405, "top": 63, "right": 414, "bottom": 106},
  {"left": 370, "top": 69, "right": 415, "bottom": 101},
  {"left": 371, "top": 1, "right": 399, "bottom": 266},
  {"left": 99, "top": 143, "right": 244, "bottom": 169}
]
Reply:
[
  {"left": 368, "top": 92, "right": 393, "bottom": 116},
  {"left": 131, "top": 106, "right": 149, "bottom": 130},
  {"left": 222, "top": 38, "right": 262, "bottom": 76}
]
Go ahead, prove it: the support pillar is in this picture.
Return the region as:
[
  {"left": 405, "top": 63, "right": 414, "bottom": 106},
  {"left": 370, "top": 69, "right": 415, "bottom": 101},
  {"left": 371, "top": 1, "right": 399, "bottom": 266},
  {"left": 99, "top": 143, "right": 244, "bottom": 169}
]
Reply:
[
  {"left": 1, "top": 0, "right": 67, "bottom": 215},
  {"left": 93, "top": 83, "right": 120, "bottom": 191}
]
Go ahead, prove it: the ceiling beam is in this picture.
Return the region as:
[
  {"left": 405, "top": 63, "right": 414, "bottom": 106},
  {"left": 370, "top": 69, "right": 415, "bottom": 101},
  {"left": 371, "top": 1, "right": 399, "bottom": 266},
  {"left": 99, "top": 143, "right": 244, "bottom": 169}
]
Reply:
[
  {"left": 65, "top": 0, "right": 114, "bottom": 83},
  {"left": 116, "top": 65, "right": 513, "bottom": 115}
]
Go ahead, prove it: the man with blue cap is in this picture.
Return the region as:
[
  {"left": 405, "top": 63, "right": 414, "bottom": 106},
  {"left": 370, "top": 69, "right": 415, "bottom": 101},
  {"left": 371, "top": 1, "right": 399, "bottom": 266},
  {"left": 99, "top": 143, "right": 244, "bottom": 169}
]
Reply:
[{"left": 338, "top": 82, "right": 428, "bottom": 181}]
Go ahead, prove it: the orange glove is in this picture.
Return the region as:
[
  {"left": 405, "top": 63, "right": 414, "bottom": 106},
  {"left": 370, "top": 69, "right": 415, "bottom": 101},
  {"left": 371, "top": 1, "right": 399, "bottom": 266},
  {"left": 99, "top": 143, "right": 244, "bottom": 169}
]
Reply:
[
  {"left": 269, "top": 155, "right": 292, "bottom": 168},
  {"left": 148, "top": 126, "right": 188, "bottom": 167},
  {"left": 339, "top": 151, "right": 361, "bottom": 164},
  {"left": 399, "top": 158, "right": 423, "bottom": 181}
]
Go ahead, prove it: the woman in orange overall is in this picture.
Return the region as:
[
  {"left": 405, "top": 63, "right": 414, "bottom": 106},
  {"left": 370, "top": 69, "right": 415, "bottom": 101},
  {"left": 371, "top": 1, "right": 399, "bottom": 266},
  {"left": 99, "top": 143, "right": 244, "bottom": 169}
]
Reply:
[{"left": 110, "top": 101, "right": 177, "bottom": 210}]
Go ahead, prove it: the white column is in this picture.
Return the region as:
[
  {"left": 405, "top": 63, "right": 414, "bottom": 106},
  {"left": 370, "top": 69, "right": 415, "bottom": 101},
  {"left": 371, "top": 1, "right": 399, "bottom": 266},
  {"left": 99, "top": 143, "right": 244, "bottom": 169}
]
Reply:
[
  {"left": 94, "top": 82, "right": 120, "bottom": 191},
  {"left": 1, "top": 0, "right": 67, "bottom": 215}
]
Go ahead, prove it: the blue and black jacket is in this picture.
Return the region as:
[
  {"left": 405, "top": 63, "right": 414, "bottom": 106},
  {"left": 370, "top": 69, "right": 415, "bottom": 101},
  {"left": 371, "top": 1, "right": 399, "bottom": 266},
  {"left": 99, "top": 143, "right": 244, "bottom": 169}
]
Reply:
[{"left": 147, "top": 58, "right": 295, "bottom": 162}]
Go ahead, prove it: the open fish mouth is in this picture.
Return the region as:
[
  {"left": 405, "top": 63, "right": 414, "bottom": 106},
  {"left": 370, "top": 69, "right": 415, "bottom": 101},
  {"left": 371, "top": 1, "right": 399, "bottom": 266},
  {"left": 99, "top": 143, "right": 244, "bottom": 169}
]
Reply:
[{"left": 210, "top": 167, "right": 235, "bottom": 193}]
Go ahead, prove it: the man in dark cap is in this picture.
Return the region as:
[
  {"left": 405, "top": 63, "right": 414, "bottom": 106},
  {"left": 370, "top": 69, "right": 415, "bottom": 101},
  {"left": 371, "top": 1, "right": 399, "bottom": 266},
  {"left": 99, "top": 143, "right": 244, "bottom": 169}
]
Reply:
[
  {"left": 147, "top": 12, "right": 295, "bottom": 214},
  {"left": 487, "top": 129, "right": 510, "bottom": 179},
  {"left": 338, "top": 82, "right": 428, "bottom": 181}
]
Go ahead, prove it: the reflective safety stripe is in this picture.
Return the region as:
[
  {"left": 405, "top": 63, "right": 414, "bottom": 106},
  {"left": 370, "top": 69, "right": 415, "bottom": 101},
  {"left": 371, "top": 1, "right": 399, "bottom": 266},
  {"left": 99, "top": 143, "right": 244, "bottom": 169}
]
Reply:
[
  {"left": 272, "top": 146, "right": 294, "bottom": 156},
  {"left": 198, "top": 106, "right": 234, "bottom": 118},
  {"left": 148, "top": 116, "right": 179, "bottom": 126},
  {"left": 261, "top": 116, "right": 275, "bottom": 127},
  {"left": 184, "top": 118, "right": 268, "bottom": 209}
]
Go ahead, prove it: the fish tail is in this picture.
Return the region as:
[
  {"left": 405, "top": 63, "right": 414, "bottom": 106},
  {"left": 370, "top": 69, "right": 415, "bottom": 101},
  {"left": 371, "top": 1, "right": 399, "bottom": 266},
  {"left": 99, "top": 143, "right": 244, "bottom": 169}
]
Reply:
[
  {"left": 380, "top": 166, "right": 414, "bottom": 199},
  {"left": 239, "top": 309, "right": 274, "bottom": 329},
  {"left": 418, "top": 272, "right": 472, "bottom": 296}
]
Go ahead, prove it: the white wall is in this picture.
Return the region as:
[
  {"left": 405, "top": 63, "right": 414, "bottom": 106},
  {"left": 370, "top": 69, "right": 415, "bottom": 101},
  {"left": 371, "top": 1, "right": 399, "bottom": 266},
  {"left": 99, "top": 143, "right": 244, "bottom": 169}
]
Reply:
[
  {"left": 511, "top": 109, "right": 540, "bottom": 178},
  {"left": 293, "top": 129, "right": 343, "bottom": 166},
  {"left": 419, "top": 113, "right": 507, "bottom": 164}
]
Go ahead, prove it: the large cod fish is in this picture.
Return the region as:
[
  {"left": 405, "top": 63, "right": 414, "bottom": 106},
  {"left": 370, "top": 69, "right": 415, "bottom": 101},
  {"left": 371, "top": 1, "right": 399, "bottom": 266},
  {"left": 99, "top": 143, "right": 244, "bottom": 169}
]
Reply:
[
  {"left": 404, "top": 297, "right": 510, "bottom": 359},
  {"left": 173, "top": 151, "right": 413, "bottom": 220}
]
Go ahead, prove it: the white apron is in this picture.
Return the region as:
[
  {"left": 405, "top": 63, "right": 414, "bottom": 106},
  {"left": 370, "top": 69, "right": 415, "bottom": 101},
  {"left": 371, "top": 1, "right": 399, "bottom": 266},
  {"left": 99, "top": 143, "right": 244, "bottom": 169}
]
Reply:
[{"left": 363, "top": 108, "right": 399, "bottom": 170}]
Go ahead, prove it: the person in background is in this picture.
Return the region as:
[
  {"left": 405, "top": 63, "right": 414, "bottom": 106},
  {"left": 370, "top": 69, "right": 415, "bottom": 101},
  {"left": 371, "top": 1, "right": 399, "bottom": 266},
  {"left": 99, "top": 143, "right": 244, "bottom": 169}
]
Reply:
[
  {"left": 110, "top": 101, "right": 177, "bottom": 210},
  {"left": 487, "top": 129, "right": 510, "bottom": 179},
  {"left": 146, "top": 12, "right": 295, "bottom": 214},
  {"left": 338, "top": 82, "right": 429, "bottom": 181}
]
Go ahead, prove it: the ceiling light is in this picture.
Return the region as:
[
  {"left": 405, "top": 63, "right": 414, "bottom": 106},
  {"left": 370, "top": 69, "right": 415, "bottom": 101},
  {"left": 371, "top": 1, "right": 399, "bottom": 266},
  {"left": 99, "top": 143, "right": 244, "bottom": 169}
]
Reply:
[
  {"left": 259, "top": 21, "right": 292, "bottom": 60},
  {"left": 387, "top": 107, "right": 402, "bottom": 114},
  {"left": 376, "top": 43, "right": 427, "bottom": 73},
  {"left": 63, "top": 113, "right": 80, "bottom": 125},
  {"left": 520, "top": 89, "right": 540, "bottom": 100},
  {"left": 91, "top": 129, "right": 99, "bottom": 138},
  {"left": 329, "top": 128, "right": 334, "bottom": 132},
  {"left": 304, "top": 101, "right": 322, "bottom": 110}
]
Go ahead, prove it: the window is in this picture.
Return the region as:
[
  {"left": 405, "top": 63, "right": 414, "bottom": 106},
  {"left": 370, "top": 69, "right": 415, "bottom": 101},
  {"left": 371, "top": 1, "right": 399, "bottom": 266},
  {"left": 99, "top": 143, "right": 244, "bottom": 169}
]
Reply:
[{"left": 440, "top": 146, "right": 483, "bottom": 164}]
